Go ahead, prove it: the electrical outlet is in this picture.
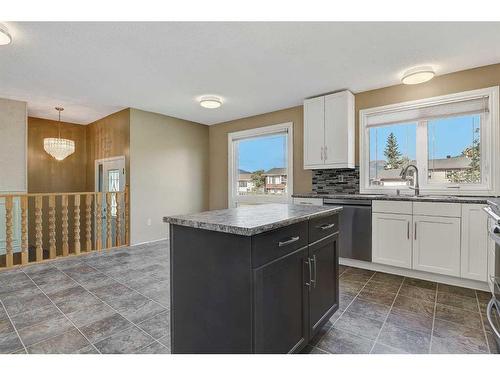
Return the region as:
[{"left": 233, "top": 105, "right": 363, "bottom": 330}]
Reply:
[
  {"left": 338, "top": 175, "right": 344, "bottom": 182},
  {"left": 147, "top": 218, "right": 152, "bottom": 226}
]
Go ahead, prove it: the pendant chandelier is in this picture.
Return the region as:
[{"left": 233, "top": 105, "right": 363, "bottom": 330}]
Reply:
[{"left": 43, "top": 107, "right": 75, "bottom": 161}]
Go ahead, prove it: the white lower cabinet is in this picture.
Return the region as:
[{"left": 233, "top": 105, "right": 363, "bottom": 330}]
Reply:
[
  {"left": 412, "top": 215, "right": 461, "bottom": 277},
  {"left": 372, "top": 213, "right": 412, "bottom": 269},
  {"left": 461, "top": 204, "right": 488, "bottom": 281}
]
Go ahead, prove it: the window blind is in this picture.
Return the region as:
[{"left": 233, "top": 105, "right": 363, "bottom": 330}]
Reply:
[{"left": 366, "top": 95, "right": 489, "bottom": 127}]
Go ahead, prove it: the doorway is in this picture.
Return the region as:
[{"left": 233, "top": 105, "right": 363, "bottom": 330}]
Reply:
[{"left": 94, "top": 156, "right": 126, "bottom": 247}]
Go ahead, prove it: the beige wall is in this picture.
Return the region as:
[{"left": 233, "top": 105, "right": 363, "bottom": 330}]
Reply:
[
  {"left": 28, "top": 117, "right": 87, "bottom": 193},
  {"left": 130, "top": 108, "right": 209, "bottom": 244},
  {"left": 209, "top": 63, "right": 500, "bottom": 209},
  {"left": 0, "top": 98, "right": 27, "bottom": 192},
  {"left": 208, "top": 106, "right": 311, "bottom": 209}
]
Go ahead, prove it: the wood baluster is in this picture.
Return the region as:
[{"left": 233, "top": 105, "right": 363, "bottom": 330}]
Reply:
[
  {"left": 125, "top": 185, "right": 129, "bottom": 245},
  {"left": 85, "top": 194, "right": 93, "bottom": 252},
  {"left": 61, "top": 195, "right": 69, "bottom": 257},
  {"left": 116, "top": 192, "right": 122, "bottom": 246},
  {"left": 21, "top": 195, "right": 28, "bottom": 265},
  {"left": 5, "top": 196, "right": 13, "bottom": 267},
  {"left": 48, "top": 195, "right": 56, "bottom": 259},
  {"left": 106, "top": 192, "right": 112, "bottom": 248},
  {"left": 95, "top": 193, "right": 103, "bottom": 251},
  {"left": 35, "top": 195, "right": 43, "bottom": 262},
  {"left": 74, "top": 194, "right": 81, "bottom": 255}
]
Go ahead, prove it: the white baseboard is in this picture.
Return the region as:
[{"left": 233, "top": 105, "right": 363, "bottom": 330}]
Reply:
[
  {"left": 130, "top": 237, "right": 168, "bottom": 247},
  {"left": 340, "top": 257, "right": 489, "bottom": 292}
]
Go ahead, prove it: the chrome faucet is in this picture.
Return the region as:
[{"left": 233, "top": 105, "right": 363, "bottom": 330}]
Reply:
[{"left": 400, "top": 164, "right": 420, "bottom": 196}]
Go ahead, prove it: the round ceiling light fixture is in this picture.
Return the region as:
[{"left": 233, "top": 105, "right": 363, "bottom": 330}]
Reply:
[
  {"left": 199, "top": 96, "right": 222, "bottom": 109},
  {"left": 0, "top": 24, "right": 12, "bottom": 46},
  {"left": 401, "top": 66, "right": 435, "bottom": 85}
]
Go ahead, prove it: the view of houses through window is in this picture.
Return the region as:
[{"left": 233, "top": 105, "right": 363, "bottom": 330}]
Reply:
[{"left": 369, "top": 114, "right": 482, "bottom": 187}]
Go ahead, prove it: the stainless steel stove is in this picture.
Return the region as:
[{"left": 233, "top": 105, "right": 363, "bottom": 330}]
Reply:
[{"left": 484, "top": 199, "right": 500, "bottom": 350}]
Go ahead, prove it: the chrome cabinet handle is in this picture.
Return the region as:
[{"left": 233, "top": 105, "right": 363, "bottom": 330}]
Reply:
[
  {"left": 305, "top": 259, "right": 312, "bottom": 290},
  {"left": 324, "top": 146, "right": 328, "bottom": 160},
  {"left": 407, "top": 221, "right": 410, "bottom": 239},
  {"left": 311, "top": 255, "right": 317, "bottom": 288},
  {"left": 278, "top": 236, "right": 300, "bottom": 247},
  {"left": 487, "top": 298, "right": 500, "bottom": 339},
  {"left": 318, "top": 223, "right": 335, "bottom": 231},
  {"left": 320, "top": 146, "right": 324, "bottom": 161},
  {"left": 414, "top": 222, "right": 417, "bottom": 240}
]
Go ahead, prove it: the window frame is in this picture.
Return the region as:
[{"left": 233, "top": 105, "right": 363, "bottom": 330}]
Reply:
[
  {"left": 360, "top": 87, "right": 499, "bottom": 196},
  {"left": 228, "top": 122, "right": 293, "bottom": 208}
]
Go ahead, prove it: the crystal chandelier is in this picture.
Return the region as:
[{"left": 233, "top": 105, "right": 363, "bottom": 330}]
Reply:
[{"left": 43, "top": 107, "right": 75, "bottom": 161}]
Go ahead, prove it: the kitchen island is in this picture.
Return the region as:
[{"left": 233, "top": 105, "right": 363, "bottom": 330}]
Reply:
[{"left": 163, "top": 203, "right": 342, "bottom": 354}]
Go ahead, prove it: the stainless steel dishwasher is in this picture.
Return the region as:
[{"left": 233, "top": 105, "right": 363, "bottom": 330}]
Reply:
[{"left": 323, "top": 198, "right": 372, "bottom": 261}]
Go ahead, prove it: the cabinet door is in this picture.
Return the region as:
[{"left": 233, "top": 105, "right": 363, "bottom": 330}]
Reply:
[
  {"left": 324, "top": 91, "right": 355, "bottom": 168},
  {"left": 461, "top": 204, "right": 488, "bottom": 281},
  {"left": 308, "top": 234, "right": 339, "bottom": 338},
  {"left": 413, "top": 215, "right": 461, "bottom": 276},
  {"left": 372, "top": 213, "right": 412, "bottom": 269},
  {"left": 303, "top": 96, "right": 325, "bottom": 169},
  {"left": 253, "top": 246, "right": 309, "bottom": 353}
]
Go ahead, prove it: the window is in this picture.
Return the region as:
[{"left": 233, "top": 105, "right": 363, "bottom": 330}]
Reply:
[
  {"left": 228, "top": 123, "right": 293, "bottom": 207},
  {"left": 360, "top": 87, "right": 499, "bottom": 195},
  {"left": 108, "top": 169, "right": 120, "bottom": 216}
]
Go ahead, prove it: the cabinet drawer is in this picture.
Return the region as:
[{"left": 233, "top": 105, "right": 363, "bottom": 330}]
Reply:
[
  {"left": 252, "top": 222, "right": 308, "bottom": 268},
  {"left": 293, "top": 197, "right": 323, "bottom": 206},
  {"left": 413, "top": 202, "right": 461, "bottom": 217},
  {"left": 309, "top": 213, "right": 339, "bottom": 243},
  {"left": 372, "top": 200, "right": 412, "bottom": 215}
]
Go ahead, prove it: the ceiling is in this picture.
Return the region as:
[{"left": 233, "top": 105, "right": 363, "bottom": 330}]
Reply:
[{"left": 1, "top": 22, "right": 500, "bottom": 125}]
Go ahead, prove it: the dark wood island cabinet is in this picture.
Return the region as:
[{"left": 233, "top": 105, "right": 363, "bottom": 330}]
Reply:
[{"left": 164, "top": 204, "right": 342, "bottom": 354}]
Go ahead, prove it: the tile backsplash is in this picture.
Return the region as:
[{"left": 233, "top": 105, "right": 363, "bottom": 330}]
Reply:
[{"left": 312, "top": 167, "right": 360, "bottom": 194}]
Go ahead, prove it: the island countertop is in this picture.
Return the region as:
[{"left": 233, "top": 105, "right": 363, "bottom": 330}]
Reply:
[{"left": 163, "top": 203, "right": 342, "bottom": 236}]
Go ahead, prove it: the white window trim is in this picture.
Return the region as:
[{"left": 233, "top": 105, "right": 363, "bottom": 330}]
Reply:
[
  {"left": 360, "top": 86, "right": 499, "bottom": 196},
  {"left": 228, "top": 122, "right": 293, "bottom": 208}
]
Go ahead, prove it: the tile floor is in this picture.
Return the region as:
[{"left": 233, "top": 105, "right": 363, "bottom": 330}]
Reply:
[
  {"left": 0, "top": 241, "right": 171, "bottom": 354},
  {"left": 303, "top": 265, "right": 499, "bottom": 354},
  {"left": 0, "top": 241, "right": 498, "bottom": 354}
]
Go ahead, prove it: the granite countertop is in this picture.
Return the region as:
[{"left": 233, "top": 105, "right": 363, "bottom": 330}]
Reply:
[
  {"left": 293, "top": 192, "right": 497, "bottom": 204},
  {"left": 163, "top": 203, "right": 342, "bottom": 236}
]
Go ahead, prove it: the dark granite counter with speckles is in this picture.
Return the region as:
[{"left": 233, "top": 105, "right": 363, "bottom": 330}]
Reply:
[
  {"left": 163, "top": 203, "right": 342, "bottom": 236},
  {"left": 293, "top": 192, "right": 497, "bottom": 204}
]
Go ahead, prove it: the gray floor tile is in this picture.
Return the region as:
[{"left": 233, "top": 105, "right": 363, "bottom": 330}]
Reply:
[
  {"left": 1, "top": 292, "right": 52, "bottom": 316},
  {"left": 76, "top": 345, "right": 100, "bottom": 354},
  {"left": 437, "top": 284, "right": 476, "bottom": 298},
  {"left": 338, "top": 291, "right": 356, "bottom": 310},
  {"left": 339, "top": 279, "right": 365, "bottom": 294},
  {"left": 371, "top": 272, "right": 404, "bottom": 284},
  {"left": 403, "top": 277, "right": 437, "bottom": 291},
  {"left": 437, "top": 292, "right": 479, "bottom": 312},
  {"left": 333, "top": 311, "right": 383, "bottom": 340},
  {"left": 0, "top": 319, "right": 15, "bottom": 335},
  {"left": 392, "top": 295, "right": 435, "bottom": 318},
  {"left": 371, "top": 342, "right": 406, "bottom": 354},
  {"left": 0, "top": 331, "right": 24, "bottom": 353},
  {"left": 435, "top": 304, "right": 483, "bottom": 329},
  {"left": 378, "top": 322, "right": 431, "bottom": 354},
  {"left": 10, "top": 304, "right": 61, "bottom": 331},
  {"left": 346, "top": 298, "right": 390, "bottom": 322},
  {"left": 117, "top": 299, "right": 166, "bottom": 324},
  {"left": 316, "top": 327, "right": 374, "bottom": 354},
  {"left": 433, "top": 318, "right": 488, "bottom": 351},
  {"left": 357, "top": 288, "right": 396, "bottom": 306},
  {"left": 363, "top": 280, "right": 401, "bottom": 294},
  {"left": 65, "top": 299, "right": 116, "bottom": 327},
  {"left": 80, "top": 313, "right": 134, "bottom": 343},
  {"left": 398, "top": 284, "right": 436, "bottom": 302},
  {"left": 158, "top": 334, "right": 171, "bottom": 349},
  {"left": 17, "top": 314, "right": 74, "bottom": 347},
  {"left": 340, "top": 272, "right": 372, "bottom": 284},
  {"left": 431, "top": 336, "right": 489, "bottom": 354},
  {"left": 138, "top": 341, "right": 170, "bottom": 354},
  {"left": 343, "top": 267, "right": 375, "bottom": 278},
  {"left": 0, "top": 272, "right": 35, "bottom": 294},
  {"left": 26, "top": 328, "right": 90, "bottom": 354},
  {"left": 137, "top": 311, "right": 170, "bottom": 339},
  {"left": 94, "top": 326, "right": 155, "bottom": 354},
  {"left": 385, "top": 308, "right": 433, "bottom": 335}
]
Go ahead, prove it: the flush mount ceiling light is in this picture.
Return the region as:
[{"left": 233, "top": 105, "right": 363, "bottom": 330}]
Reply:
[
  {"left": 401, "top": 66, "right": 435, "bottom": 85},
  {"left": 199, "top": 96, "right": 222, "bottom": 109},
  {"left": 43, "top": 107, "right": 75, "bottom": 161},
  {"left": 0, "top": 24, "right": 12, "bottom": 45}
]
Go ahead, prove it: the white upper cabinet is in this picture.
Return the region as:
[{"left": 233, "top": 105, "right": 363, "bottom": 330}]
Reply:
[{"left": 304, "top": 91, "right": 355, "bottom": 169}]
